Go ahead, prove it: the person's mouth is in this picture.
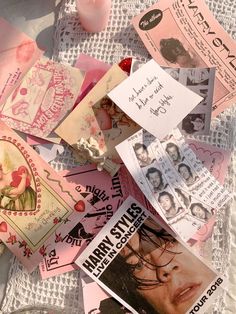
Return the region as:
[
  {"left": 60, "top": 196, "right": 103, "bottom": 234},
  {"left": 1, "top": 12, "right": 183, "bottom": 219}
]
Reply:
[{"left": 172, "top": 282, "right": 202, "bottom": 305}]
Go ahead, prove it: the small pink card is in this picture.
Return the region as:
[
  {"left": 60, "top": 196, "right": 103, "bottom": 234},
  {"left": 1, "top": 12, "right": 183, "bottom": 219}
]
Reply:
[
  {"left": 74, "top": 54, "right": 111, "bottom": 106},
  {"left": 0, "top": 18, "right": 43, "bottom": 106},
  {"left": 0, "top": 56, "right": 84, "bottom": 138},
  {"left": 0, "top": 121, "right": 93, "bottom": 272},
  {"left": 39, "top": 164, "right": 154, "bottom": 279},
  {"left": 26, "top": 134, "right": 52, "bottom": 146},
  {"left": 186, "top": 139, "right": 231, "bottom": 185}
]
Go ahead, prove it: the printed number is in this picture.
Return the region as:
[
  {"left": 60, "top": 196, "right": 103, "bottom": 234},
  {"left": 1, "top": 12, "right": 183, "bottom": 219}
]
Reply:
[
  {"left": 216, "top": 277, "right": 223, "bottom": 285},
  {"left": 207, "top": 278, "right": 223, "bottom": 296}
]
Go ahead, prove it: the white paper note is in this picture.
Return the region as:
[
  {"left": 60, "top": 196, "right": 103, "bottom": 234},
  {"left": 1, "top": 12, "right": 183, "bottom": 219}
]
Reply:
[{"left": 108, "top": 59, "right": 203, "bottom": 139}]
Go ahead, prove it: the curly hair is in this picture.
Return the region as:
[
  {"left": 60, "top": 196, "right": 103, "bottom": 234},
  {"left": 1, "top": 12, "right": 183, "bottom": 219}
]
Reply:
[
  {"left": 160, "top": 38, "right": 187, "bottom": 63},
  {"left": 99, "top": 221, "right": 180, "bottom": 313}
]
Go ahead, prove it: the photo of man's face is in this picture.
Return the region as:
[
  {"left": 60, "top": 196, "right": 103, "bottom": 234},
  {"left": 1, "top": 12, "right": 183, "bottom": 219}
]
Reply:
[
  {"left": 166, "top": 143, "right": 180, "bottom": 164},
  {"left": 191, "top": 204, "right": 206, "bottom": 220},
  {"left": 133, "top": 143, "right": 155, "bottom": 168},
  {"left": 146, "top": 168, "right": 163, "bottom": 192},
  {"left": 191, "top": 117, "right": 204, "bottom": 132},
  {"left": 119, "top": 218, "right": 216, "bottom": 314},
  {"left": 148, "top": 171, "right": 161, "bottom": 188},
  {"left": 135, "top": 146, "right": 149, "bottom": 163},
  {"left": 178, "top": 165, "right": 191, "bottom": 180}
]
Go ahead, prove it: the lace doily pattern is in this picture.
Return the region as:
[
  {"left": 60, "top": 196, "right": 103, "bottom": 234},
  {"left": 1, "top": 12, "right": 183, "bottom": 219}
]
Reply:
[
  {"left": 53, "top": 0, "right": 157, "bottom": 65},
  {"left": 1, "top": 0, "right": 236, "bottom": 313},
  {"left": 1, "top": 259, "right": 83, "bottom": 314}
]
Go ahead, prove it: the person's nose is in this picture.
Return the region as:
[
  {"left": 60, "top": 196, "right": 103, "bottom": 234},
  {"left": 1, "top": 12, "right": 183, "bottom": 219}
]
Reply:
[{"left": 156, "top": 258, "right": 180, "bottom": 283}]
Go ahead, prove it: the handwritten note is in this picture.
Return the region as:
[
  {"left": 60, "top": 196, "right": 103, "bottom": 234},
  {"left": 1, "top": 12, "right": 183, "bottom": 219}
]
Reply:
[{"left": 108, "top": 59, "right": 203, "bottom": 139}]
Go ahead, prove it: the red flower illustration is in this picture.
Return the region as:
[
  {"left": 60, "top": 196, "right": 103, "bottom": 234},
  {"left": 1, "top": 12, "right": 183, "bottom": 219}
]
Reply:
[
  {"left": 53, "top": 217, "right": 62, "bottom": 224},
  {"left": 23, "top": 247, "right": 32, "bottom": 258},
  {"left": 39, "top": 245, "right": 47, "bottom": 257},
  {"left": 18, "top": 240, "right": 27, "bottom": 248},
  {"left": 53, "top": 217, "right": 59, "bottom": 224},
  {"left": 55, "top": 232, "right": 63, "bottom": 243},
  {"left": 6, "top": 233, "right": 17, "bottom": 245}
]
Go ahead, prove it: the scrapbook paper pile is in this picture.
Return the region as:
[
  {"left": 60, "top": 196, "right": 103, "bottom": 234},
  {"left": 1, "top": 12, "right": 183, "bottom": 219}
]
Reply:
[
  {"left": 0, "top": 1, "right": 234, "bottom": 312},
  {"left": 39, "top": 135, "right": 231, "bottom": 279}
]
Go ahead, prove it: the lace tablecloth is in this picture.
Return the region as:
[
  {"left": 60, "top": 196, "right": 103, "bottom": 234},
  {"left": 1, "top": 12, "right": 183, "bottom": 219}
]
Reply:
[{"left": 1, "top": 0, "right": 236, "bottom": 313}]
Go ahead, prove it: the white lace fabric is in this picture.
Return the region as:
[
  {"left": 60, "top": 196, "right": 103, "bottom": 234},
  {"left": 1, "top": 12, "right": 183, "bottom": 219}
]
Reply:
[{"left": 1, "top": 0, "right": 236, "bottom": 313}]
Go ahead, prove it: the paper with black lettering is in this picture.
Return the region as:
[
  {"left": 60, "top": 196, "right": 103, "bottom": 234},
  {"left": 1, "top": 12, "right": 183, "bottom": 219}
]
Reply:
[
  {"left": 76, "top": 196, "right": 225, "bottom": 314},
  {"left": 132, "top": 0, "right": 236, "bottom": 117},
  {"left": 39, "top": 164, "right": 155, "bottom": 279}
]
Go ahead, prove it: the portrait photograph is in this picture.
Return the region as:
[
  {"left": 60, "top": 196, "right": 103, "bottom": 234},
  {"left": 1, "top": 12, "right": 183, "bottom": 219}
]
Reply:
[
  {"left": 154, "top": 10, "right": 206, "bottom": 69},
  {"left": 181, "top": 114, "right": 206, "bottom": 135},
  {"left": 157, "top": 189, "right": 185, "bottom": 221},
  {"left": 177, "top": 162, "right": 199, "bottom": 187},
  {"left": 133, "top": 143, "right": 156, "bottom": 168},
  {"left": 164, "top": 141, "right": 184, "bottom": 166},
  {"left": 189, "top": 202, "right": 213, "bottom": 222},
  {"left": 99, "top": 216, "right": 217, "bottom": 314},
  {"left": 145, "top": 166, "right": 166, "bottom": 193}
]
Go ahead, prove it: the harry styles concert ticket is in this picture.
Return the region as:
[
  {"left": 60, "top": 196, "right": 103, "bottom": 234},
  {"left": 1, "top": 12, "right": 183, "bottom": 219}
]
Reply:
[{"left": 76, "top": 196, "right": 225, "bottom": 314}]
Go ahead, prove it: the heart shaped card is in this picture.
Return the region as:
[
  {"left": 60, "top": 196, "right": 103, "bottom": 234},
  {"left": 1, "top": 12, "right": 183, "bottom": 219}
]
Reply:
[{"left": 0, "top": 121, "right": 93, "bottom": 272}]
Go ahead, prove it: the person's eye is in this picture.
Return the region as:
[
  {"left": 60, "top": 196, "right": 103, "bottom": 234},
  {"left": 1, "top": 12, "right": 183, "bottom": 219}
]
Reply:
[{"left": 133, "top": 258, "right": 145, "bottom": 271}]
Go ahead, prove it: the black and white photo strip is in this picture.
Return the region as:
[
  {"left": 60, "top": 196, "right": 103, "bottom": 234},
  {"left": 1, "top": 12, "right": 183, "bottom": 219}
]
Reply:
[
  {"left": 149, "top": 128, "right": 230, "bottom": 207},
  {"left": 130, "top": 60, "right": 215, "bottom": 136},
  {"left": 132, "top": 138, "right": 214, "bottom": 239},
  {"left": 158, "top": 128, "right": 231, "bottom": 207},
  {"left": 116, "top": 128, "right": 231, "bottom": 241},
  {"left": 77, "top": 197, "right": 225, "bottom": 314}
]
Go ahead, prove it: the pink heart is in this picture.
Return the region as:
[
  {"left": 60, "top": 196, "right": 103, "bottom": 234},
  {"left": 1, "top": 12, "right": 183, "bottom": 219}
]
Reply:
[{"left": 0, "top": 222, "right": 7, "bottom": 232}]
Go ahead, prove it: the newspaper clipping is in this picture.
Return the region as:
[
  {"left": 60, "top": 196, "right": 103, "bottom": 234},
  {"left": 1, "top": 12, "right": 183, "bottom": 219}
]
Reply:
[{"left": 132, "top": 0, "right": 236, "bottom": 117}]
